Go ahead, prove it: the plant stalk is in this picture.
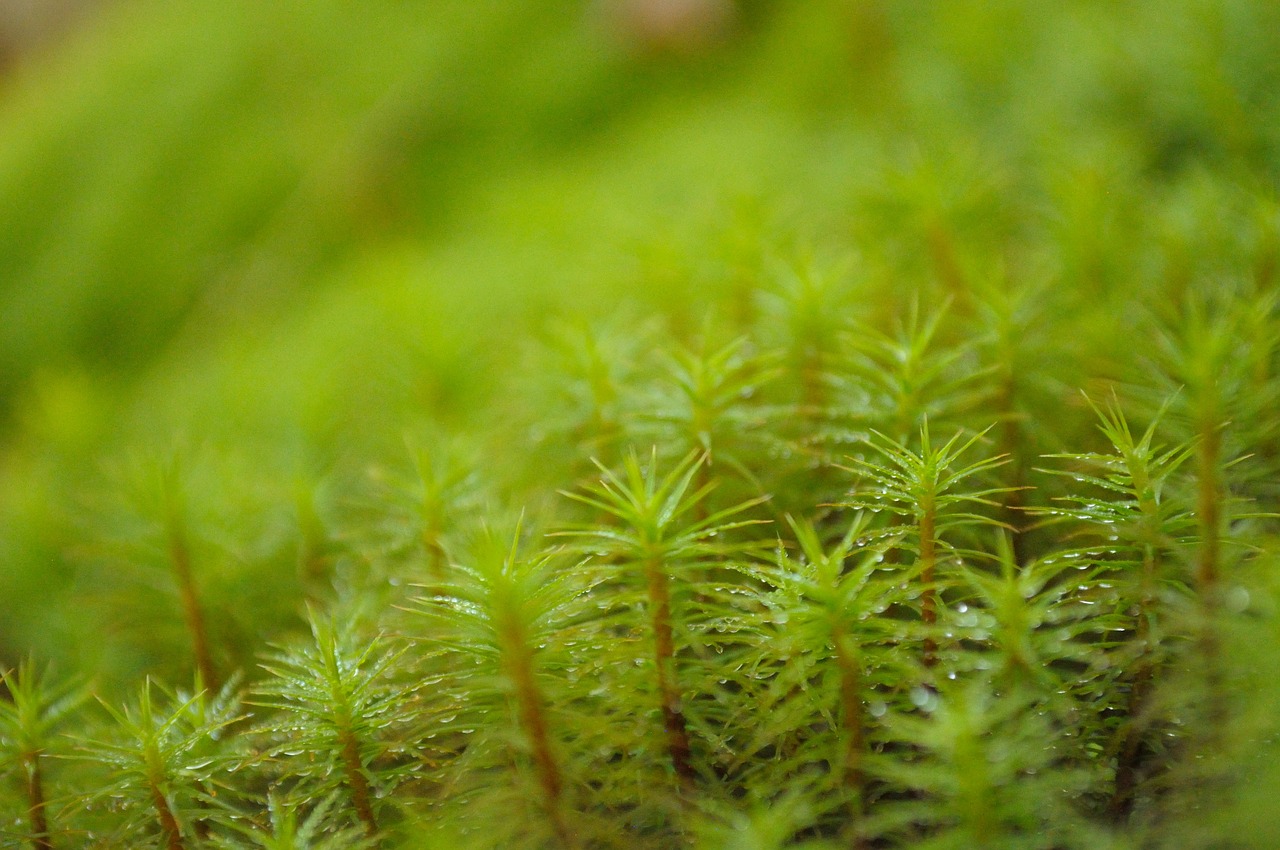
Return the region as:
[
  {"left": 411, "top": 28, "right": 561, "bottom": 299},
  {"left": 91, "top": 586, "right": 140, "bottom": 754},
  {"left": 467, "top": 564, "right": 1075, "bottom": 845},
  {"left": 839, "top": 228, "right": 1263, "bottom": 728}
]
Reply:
[
  {"left": 422, "top": 526, "right": 448, "bottom": 582},
  {"left": 1195, "top": 423, "right": 1221, "bottom": 595},
  {"left": 504, "top": 624, "right": 573, "bottom": 847},
  {"left": 800, "top": 349, "right": 827, "bottom": 420},
  {"left": 166, "top": 522, "right": 218, "bottom": 693},
  {"left": 338, "top": 726, "right": 379, "bottom": 837},
  {"left": 1109, "top": 558, "right": 1156, "bottom": 820},
  {"left": 996, "top": 372, "right": 1027, "bottom": 565},
  {"left": 919, "top": 492, "right": 938, "bottom": 668},
  {"left": 146, "top": 762, "right": 184, "bottom": 850},
  {"left": 23, "top": 750, "right": 52, "bottom": 850},
  {"left": 1111, "top": 463, "right": 1162, "bottom": 820},
  {"left": 645, "top": 555, "right": 695, "bottom": 786},
  {"left": 1109, "top": 652, "right": 1153, "bottom": 821},
  {"left": 926, "top": 220, "right": 967, "bottom": 302},
  {"left": 1194, "top": 419, "right": 1226, "bottom": 730},
  {"left": 832, "top": 628, "right": 867, "bottom": 813}
]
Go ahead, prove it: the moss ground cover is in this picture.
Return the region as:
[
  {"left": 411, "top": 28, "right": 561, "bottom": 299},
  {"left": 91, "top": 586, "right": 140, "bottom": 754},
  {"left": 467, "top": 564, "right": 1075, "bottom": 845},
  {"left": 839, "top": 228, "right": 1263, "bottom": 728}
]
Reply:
[{"left": 1, "top": 1, "right": 1279, "bottom": 846}]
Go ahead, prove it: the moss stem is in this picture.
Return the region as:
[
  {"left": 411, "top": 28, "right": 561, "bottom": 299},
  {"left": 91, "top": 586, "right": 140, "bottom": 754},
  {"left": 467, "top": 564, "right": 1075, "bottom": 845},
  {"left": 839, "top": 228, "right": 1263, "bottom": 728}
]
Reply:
[
  {"left": 145, "top": 755, "right": 184, "bottom": 850},
  {"left": 504, "top": 623, "right": 573, "bottom": 847},
  {"left": 1194, "top": 419, "right": 1228, "bottom": 733},
  {"left": 338, "top": 726, "right": 378, "bottom": 837},
  {"left": 1109, "top": 554, "right": 1156, "bottom": 820},
  {"left": 1195, "top": 423, "right": 1221, "bottom": 595},
  {"left": 919, "top": 492, "right": 938, "bottom": 668},
  {"left": 995, "top": 371, "right": 1027, "bottom": 565},
  {"left": 645, "top": 554, "right": 694, "bottom": 786},
  {"left": 23, "top": 750, "right": 52, "bottom": 850},
  {"left": 832, "top": 627, "right": 867, "bottom": 814},
  {"left": 166, "top": 521, "right": 218, "bottom": 693}
]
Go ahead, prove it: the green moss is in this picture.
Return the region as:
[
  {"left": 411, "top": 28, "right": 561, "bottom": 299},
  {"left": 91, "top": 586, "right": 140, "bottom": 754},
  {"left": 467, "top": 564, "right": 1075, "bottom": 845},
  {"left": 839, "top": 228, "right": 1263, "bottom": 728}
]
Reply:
[{"left": 0, "top": 1, "right": 1278, "bottom": 846}]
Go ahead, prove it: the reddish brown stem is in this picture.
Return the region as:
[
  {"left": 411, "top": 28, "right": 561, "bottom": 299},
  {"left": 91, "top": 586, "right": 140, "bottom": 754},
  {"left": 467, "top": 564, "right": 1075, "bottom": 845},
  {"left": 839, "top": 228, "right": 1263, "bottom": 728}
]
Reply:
[
  {"left": 23, "top": 751, "right": 52, "bottom": 850},
  {"left": 503, "top": 620, "right": 573, "bottom": 847},
  {"left": 147, "top": 773, "right": 184, "bottom": 850},
  {"left": 167, "top": 523, "right": 218, "bottom": 692},
  {"left": 338, "top": 727, "right": 378, "bottom": 837},
  {"left": 423, "top": 528, "right": 448, "bottom": 583},
  {"left": 1109, "top": 653, "right": 1154, "bottom": 821},
  {"left": 926, "top": 220, "right": 967, "bottom": 303},
  {"left": 645, "top": 555, "right": 695, "bottom": 786}
]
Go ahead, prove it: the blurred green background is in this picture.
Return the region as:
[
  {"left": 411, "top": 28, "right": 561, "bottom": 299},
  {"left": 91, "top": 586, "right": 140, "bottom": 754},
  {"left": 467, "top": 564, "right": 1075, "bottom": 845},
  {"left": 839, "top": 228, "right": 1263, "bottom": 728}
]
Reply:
[{"left": 0, "top": 0, "right": 1277, "bottom": 685}]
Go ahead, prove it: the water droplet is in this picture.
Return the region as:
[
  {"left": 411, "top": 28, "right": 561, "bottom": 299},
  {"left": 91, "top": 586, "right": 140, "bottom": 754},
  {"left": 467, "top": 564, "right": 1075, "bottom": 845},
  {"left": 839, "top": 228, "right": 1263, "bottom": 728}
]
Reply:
[{"left": 1225, "top": 585, "right": 1251, "bottom": 613}]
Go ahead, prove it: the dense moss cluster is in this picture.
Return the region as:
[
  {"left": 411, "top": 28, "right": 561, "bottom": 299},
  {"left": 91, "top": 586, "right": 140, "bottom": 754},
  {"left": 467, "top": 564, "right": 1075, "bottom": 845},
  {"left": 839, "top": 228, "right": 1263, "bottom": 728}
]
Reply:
[
  {"left": 1, "top": 1, "right": 1279, "bottom": 847},
  {"left": 3, "top": 273, "right": 1279, "bottom": 848}
]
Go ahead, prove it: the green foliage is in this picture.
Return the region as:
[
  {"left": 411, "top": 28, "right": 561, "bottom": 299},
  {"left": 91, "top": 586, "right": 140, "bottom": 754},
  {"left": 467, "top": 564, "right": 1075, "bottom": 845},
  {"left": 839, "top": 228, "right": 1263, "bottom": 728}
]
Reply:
[
  {"left": 728, "top": 514, "right": 906, "bottom": 826},
  {"left": 74, "top": 677, "right": 242, "bottom": 849},
  {"left": 252, "top": 616, "right": 413, "bottom": 841},
  {"left": 556, "top": 450, "right": 768, "bottom": 791},
  {"left": 1, "top": 1, "right": 1280, "bottom": 848},
  {"left": 839, "top": 304, "right": 989, "bottom": 442},
  {"left": 404, "top": 523, "right": 592, "bottom": 848},
  {"left": 209, "top": 793, "right": 374, "bottom": 850},
  {"left": 0, "top": 661, "right": 88, "bottom": 849},
  {"left": 3, "top": 280, "right": 1280, "bottom": 847},
  {"left": 867, "top": 680, "right": 1105, "bottom": 850}
]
